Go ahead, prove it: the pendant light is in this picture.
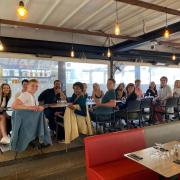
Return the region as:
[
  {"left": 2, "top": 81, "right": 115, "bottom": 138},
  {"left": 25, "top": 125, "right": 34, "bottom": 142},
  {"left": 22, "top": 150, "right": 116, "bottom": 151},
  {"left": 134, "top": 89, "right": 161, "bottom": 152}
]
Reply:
[
  {"left": 163, "top": 13, "right": 170, "bottom": 39},
  {"left": 114, "top": 1, "right": 120, "bottom": 36},
  {"left": 172, "top": 54, "right": 176, "bottom": 61},
  {"left": 17, "top": 1, "right": 28, "bottom": 19},
  {"left": 107, "top": 37, "right": 112, "bottom": 58},
  {"left": 0, "top": 41, "right": 4, "bottom": 51},
  {"left": 0, "top": 24, "right": 4, "bottom": 51},
  {"left": 70, "top": 33, "right": 75, "bottom": 58}
]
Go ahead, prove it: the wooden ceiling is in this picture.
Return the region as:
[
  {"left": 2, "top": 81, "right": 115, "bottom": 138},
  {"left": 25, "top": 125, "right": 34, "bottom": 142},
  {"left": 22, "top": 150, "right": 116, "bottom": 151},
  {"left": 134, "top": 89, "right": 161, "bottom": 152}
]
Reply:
[{"left": 0, "top": 0, "right": 180, "bottom": 53}]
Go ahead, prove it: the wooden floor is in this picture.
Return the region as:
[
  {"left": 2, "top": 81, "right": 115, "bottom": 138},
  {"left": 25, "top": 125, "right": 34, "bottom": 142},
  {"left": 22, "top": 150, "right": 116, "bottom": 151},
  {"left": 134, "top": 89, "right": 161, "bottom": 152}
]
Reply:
[{"left": 0, "top": 147, "right": 86, "bottom": 180}]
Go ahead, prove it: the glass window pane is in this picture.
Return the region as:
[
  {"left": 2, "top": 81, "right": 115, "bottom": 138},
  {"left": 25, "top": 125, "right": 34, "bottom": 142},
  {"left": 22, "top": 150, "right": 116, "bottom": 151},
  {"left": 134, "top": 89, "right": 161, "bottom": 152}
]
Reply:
[
  {"left": 114, "top": 65, "right": 135, "bottom": 85},
  {"left": 0, "top": 58, "right": 58, "bottom": 105},
  {"left": 65, "top": 62, "right": 108, "bottom": 97}
]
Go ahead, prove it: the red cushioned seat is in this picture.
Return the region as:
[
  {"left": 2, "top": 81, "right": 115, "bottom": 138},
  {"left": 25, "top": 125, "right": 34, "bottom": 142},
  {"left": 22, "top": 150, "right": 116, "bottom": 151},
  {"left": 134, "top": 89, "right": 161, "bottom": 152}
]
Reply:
[
  {"left": 89, "top": 158, "right": 159, "bottom": 180},
  {"left": 84, "top": 129, "right": 159, "bottom": 180}
]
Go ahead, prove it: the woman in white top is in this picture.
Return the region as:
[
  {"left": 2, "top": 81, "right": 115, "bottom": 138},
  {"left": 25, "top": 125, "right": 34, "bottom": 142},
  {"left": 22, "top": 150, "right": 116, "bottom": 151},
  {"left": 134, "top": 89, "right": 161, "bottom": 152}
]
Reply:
[
  {"left": 0, "top": 83, "right": 12, "bottom": 144},
  {"left": 173, "top": 80, "right": 180, "bottom": 97},
  {"left": 12, "top": 79, "right": 44, "bottom": 112}
]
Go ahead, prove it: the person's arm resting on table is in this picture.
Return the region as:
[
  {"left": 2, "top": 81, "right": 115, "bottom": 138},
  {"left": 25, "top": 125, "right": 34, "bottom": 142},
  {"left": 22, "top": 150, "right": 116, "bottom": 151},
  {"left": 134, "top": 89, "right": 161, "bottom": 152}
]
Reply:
[
  {"left": 12, "top": 95, "right": 44, "bottom": 112},
  {"left": 96, "top": 100, "right": 116, "bottom": 108}
]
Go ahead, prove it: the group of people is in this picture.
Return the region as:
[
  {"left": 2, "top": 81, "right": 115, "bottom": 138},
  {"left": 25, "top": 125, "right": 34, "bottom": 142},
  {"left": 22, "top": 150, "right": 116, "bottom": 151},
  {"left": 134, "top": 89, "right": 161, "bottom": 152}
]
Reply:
[{"left": 0, "top": 76, "right": 179, "bottom": 144}]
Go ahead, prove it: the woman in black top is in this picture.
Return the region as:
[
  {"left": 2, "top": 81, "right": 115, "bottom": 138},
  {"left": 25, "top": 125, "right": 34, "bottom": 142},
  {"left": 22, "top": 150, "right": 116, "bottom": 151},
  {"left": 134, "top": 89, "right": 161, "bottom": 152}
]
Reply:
[
  {"left": 119, "top": 83, "right": 137, "bottom": 109},
  {"left": 68, "top": 82, "right": 87, "bottom": 116},
  {"left": 92, "top": 83, "right": 104, "bottom": 101},
  {"left": 115, "top": 83, "right": 126, "bottom": 100},
  {"left": 145, "top": 81, "right": 158, "bottom": 97},
  {"left": 0, "top": 83, "right": 11, "bottom": 144}
]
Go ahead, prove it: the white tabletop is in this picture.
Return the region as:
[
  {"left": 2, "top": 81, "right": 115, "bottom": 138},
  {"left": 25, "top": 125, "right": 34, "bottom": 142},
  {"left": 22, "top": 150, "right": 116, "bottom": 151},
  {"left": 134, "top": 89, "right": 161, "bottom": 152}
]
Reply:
[{"left": 125, "top": 141, "right": 180, "bottom": 178}]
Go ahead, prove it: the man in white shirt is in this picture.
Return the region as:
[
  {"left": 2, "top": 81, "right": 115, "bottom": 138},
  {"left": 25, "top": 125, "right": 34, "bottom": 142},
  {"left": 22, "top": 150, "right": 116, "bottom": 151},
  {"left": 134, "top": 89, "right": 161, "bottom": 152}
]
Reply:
[{"left": 15, "top": 79, "right": 29, "bottom": 99}]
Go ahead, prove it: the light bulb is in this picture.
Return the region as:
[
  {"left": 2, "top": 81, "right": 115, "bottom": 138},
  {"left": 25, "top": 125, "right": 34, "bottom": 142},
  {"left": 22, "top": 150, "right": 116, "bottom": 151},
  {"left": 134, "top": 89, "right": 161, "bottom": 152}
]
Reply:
[
  {"left": 164, "top": 29, "right": 170, "bottom": 39},
  {"left": 172, "top": 54, "right": 176, "bottom": 61},
  {"left": 70, "top": 49, "right": 75, "bottom": 58},
  {"left": 0, "top": 41, "right": 4, "bottom": 51},
  {"left": 17, "top": 1, "right": 28, "bottom": 19},
  {"left": 114, "top": 22, "right": 120, "bottom": 35},
  {"left": 107, "top": 48, "right": 111, "bottom": 58}
]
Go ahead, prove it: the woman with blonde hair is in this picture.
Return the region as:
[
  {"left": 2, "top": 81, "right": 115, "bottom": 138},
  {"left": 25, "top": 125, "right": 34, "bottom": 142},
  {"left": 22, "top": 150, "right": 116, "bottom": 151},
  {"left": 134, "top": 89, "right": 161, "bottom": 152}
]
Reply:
[
  {"left": 173, "top": 80, "right": 180, "bottom": 97},
  {"left": 92, "top": 83, "right": 104, "bottom": 101},
  {"left": 0, "top": 83, "right": 12, "bottom": 144}
]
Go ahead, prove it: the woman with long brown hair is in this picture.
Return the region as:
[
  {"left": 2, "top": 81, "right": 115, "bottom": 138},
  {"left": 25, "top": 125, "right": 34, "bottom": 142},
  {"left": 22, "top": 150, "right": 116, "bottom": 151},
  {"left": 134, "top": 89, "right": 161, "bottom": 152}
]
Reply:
[{"left": 0, "top": 83, "right": 11, "bottom": 144}]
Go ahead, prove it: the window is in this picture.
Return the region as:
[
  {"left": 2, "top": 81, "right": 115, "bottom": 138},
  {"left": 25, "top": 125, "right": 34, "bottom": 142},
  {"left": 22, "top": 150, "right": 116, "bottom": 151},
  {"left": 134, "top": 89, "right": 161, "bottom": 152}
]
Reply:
[
  {"left": 114, "top": 65, "right": 135, "bottom": 85},
  {"left": 0, "top": 58, "right": 58, "bottom": 105},
  {"left": 65, "top": 62, "right": 108, "bottom": 97}
]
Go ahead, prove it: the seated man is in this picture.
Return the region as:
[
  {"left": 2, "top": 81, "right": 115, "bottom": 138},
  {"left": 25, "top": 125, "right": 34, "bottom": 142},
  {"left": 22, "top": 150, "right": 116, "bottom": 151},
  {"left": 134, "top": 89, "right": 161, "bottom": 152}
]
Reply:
[
  {"left": 153, "top": 76, "right": 173, "bottom": 123},
  {"left": 56, "top": 82, "right": 87, "bottom": 141},
  {"left": 38, "top": 80, "right": 66, "bottom": 132},
  {"left": 95, "top": 78, "right": 116, "bottom": 111},
  {"left": 15, "top": 79, "right": 29, "bottom": 99},
  {"left": 90, "top": 79, "right": 116, "bottom": 124}
]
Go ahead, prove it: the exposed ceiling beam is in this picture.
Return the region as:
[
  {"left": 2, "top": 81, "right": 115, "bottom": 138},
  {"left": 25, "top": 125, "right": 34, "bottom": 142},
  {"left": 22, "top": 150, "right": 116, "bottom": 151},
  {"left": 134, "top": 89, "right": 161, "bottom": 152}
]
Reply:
[
  {"left": 39, "top": 0, "right": 63, "bottom": 24},
  {"left": 104, "top": 0, "right": 165, "bottom": 33},
  {"left": 116, "top": 0, "right": 180, "bottom": 16},
  {"left": 2, "top": 37, "right": 180, "bottom": 64},
  {"left": 0, "top": 19, "right": 137, "bottom": 40},
  {"left": 58, "top": 0, "right": 90, "bottom": 27},
  {"left": 159, "top": 41, "right": 180, "bottom": 48},
  {"left": 74, "top": 0, "right": 114, "bottom": 29},
  {"left": 111, "top": 21, "right": 180, "bottom": 51}
]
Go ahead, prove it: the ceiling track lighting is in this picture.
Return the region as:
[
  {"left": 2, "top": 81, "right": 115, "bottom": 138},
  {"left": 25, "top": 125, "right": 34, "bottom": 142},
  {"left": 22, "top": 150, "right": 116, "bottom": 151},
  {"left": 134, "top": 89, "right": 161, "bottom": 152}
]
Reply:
[{"left": 17, "top": 1, "right": 28, "bottom": 19}]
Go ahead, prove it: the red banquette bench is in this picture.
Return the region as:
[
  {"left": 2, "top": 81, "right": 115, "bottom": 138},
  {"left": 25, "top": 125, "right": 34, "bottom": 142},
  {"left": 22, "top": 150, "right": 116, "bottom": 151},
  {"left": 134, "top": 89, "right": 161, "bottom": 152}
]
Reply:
[{"left": 84, "top": 129, "right": 159, "bottom": 180}]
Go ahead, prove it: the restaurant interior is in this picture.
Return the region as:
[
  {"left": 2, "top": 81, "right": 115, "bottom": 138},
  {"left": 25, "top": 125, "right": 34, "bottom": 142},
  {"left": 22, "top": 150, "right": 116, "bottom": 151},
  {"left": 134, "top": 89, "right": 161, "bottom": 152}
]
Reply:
[{"left": 0, "top": 0, "right": 180, "bottom": 179}]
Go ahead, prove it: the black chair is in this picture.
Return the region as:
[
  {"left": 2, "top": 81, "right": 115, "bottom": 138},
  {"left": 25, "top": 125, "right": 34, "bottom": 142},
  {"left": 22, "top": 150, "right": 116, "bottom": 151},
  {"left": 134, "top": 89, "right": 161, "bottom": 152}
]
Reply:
[
  {"left": 140, "top": 98, "right": 153, "bottom": 125},
  {"left": 176, "top": 97, "right": 180, "bottom": 120},
  {"left": 174, "top": 97, "right": 180, "bottom": 120},
  {"left": 162, "top": 97, "right": 179, "bottom": 121},
  {"left": 91, "top": 107, "right": 115, "bottom": 134},
  {"left": 118, "top": 100, "right": 141, "bottom": 129}
]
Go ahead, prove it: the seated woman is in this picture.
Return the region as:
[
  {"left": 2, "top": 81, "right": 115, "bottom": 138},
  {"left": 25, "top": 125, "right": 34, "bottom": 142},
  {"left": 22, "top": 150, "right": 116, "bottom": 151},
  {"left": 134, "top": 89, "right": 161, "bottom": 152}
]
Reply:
[
  {"left": 56, "top": 82, "right": 87, "bottom": 141},
  {"left": 115, "top": 83, "right": 126, "bottom": 100},
  {"left": 173, "top": 80, "right": 180, "bottom": 97},
  {"left": 119, "top": 83, "right": 137, "bottom": 109},
  {"left": 68, "top": 82, "right": 87, "bottom": 116},
  {"left": 135, "top": 79, "right": 144, "bottom": 98},
  {"left": 83, "top": 83, "right": 88, "bottom": 99},
  {"left": 12, "top": 79, "right": 44, "bottom": 112},
  {"left": 0, "top": 83, "right": 12, "bottom": 144},
  {"left": 145, "top": 81, "right": 158, "bottom": 97},
  {"left": 92, "top": 83, "right": 104, "bottom": 101}
]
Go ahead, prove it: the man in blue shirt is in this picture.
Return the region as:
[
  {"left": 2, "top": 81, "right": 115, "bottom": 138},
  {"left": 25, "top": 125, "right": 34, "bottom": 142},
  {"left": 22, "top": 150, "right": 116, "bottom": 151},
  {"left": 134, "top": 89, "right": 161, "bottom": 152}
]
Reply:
[
  {"left": 90, "top": 79, "right": 116, "bottom": 127},
  {"left": 38, "top": 80, "right": 66, "bottom": 132},
  {"left": 95, "top": 78, "right": 116, "bottom": 110}
]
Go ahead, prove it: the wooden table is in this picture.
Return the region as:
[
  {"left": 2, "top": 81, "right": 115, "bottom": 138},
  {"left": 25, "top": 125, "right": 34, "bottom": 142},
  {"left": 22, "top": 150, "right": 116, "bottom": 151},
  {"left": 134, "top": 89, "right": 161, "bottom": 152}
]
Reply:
[
  {"left": 125, "top": 141, "right": 180, "bottom": 178},
  {"left": 47, "top": 100, "right": 125, "bottom": 108}
]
